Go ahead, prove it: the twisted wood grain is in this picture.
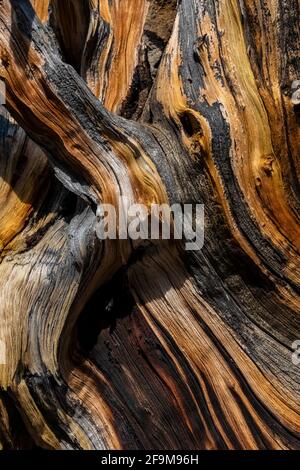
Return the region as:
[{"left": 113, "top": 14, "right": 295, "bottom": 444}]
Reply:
[{"left": 0, "top": 0, "right": 299, "bottom": 450}]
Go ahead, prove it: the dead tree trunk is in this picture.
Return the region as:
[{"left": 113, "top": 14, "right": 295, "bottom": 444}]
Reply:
[{"left": 0, "top": 0, "right": 299, "bottom": 450}]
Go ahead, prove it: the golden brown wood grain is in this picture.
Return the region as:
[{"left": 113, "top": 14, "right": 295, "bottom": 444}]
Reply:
[{"left": 0, "top": 0, "right": 299, "bottom": 450}]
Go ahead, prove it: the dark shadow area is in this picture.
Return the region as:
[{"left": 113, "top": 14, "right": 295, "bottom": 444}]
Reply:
[
  {"left": 10, "top": 0, "right": 35, "bottom": 66},
  {"left": 77, "top": 268, "right": 135, "bottom": 355},
  {"left": 0, "top": 390, "right": 35, "bottom": 449}
]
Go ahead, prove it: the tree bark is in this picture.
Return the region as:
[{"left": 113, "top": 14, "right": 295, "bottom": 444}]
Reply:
[{"left": 0, "top": 0, "right": 299, "bottom": 450}]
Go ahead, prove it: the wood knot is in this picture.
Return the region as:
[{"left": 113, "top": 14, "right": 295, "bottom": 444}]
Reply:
[
  {"left": 255, "top": 176, "right": 262, "bottom": 188},
  {"left": 179, "top": 111, "right": 203, "bottom": 138},
  {"left": 261, "top": 154, "right": 275, "bottom": 176},
  {"left": 0, "top": 54, "right": 10, "bottom": 70}
]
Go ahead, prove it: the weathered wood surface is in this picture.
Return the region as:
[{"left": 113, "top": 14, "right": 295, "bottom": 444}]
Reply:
[{"left": 0, "top": 0, "right": 299, "bottom": 449}]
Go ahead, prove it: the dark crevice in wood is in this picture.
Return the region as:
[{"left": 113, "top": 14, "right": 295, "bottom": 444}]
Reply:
[{"left": 77, "top": 269, "right": 135, "bottom": 356}]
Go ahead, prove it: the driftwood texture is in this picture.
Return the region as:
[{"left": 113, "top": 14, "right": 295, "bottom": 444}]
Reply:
[{"left": 0, "top": 0, "right": 299, "bottom": 450}]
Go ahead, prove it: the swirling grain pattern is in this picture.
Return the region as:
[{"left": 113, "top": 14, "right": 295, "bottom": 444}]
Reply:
[{"left": 0, "top": 0, "right": 299, "bottom": 450}]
